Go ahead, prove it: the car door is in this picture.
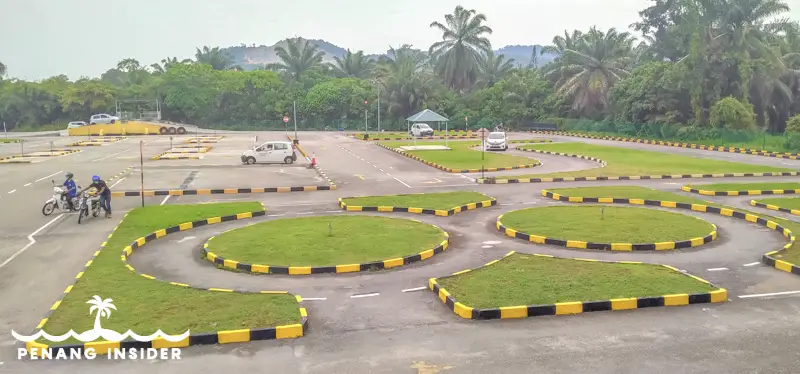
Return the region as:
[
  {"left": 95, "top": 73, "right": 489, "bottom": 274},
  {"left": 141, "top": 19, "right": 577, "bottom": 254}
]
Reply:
[
  {"left": 256, "top": 143, "right": 274, "bottom": 163},
  {"left": 274, "top": 143, "right": 289, "bottom": 161}
]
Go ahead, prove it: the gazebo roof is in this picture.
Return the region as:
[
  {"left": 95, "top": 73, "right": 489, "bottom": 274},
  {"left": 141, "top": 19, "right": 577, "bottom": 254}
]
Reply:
[{"left": 406, "top": 109, "right": 450, "bottom": 123}]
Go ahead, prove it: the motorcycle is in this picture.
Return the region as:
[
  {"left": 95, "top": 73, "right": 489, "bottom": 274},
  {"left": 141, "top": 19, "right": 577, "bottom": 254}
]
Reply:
[
  {"left": 42, "top": 180, "right": 78, "bottom": 216},
  {"left": 77, "top": 189, "right": 102, "bottom": 224}
]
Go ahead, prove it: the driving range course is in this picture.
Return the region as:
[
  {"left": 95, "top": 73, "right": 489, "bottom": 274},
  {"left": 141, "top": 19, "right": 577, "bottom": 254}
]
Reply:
[{"left": 3, "top": 127, "right": 800, "bottom": 373}]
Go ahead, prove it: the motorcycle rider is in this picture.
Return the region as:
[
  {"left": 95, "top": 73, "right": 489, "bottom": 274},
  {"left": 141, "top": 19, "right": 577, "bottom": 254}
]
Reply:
[
  {"left": 63, "top": 172, "right": 77, "bottom": 211},
  {"left": 83, "top": 175, "right": 112, "bottom": 218}
]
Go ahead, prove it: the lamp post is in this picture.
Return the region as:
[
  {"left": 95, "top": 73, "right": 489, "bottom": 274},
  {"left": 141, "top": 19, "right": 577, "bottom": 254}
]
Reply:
[
  {"left": 481, "top": 128, "right": 485, "bottom": 179},
  {"left": 364, "top": 99, "right": 368, "bottom": 134}
]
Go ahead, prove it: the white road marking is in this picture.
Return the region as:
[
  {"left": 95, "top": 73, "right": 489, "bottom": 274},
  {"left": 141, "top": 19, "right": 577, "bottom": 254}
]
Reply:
[
  {"left": 522, "top": 201, "right": 537, "bottom": 204},
  {"left": 401, "top": 287, "right": 427, "bottom": 293},
  {"left": 92, "top": 149, "right": 131, "bottom": 162},
  {"left": 301, "top": 297, "right": 327, "bottom": 301},
  {"left": 393, "top": 177, "right": 412, "bottom": 188},
  {"left": 175, "top": 236, "right": 196, "bottom": 243},
  {"left": 296, "top": 212, "right": 314, "bottom": 215},
  {"left": 738, "top": 290, "right": 800, "bottom": 299},
  {"left": 325, "top": 210, "right": 342, "bottom": 213},
  {"left": 350, "top": 292, "right": 380, "bottom": 299},
  {"left": 707, "top": 267, "right": 729, "bottom": 271},
  {"left": 267, "top": 214, "right": 286, "bottom": 217},
  {"left": 109, "top": 177, "right": 126, "bottom": 189},
  {"left": 481, "top": 245, "right": 493, "bottom": 249},
  {"left": 0, "top": 214, "right": 65, "bottom": 270},
  {"left": 378, "top": 168, "right": 384, "bottom": 172},
  {"left": 23, "top": 183, "right": 31, "bottom": 187},
  {"left": 7, "top": 190, "right": 15, "bottom": 194},
  {"left": 34, "top": 170, "right": 62, "bottom": 183},
  {"left": 743, "top": 262, "right": 760, "bottom": 267},
  {"left": 160, "top": 195, "right": 171, "bottom": 206}
]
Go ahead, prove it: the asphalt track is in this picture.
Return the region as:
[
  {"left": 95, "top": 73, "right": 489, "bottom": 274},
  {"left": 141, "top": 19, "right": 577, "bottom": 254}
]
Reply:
[{"left": 3, "top": 131, "right": 800, "bottom": 373}]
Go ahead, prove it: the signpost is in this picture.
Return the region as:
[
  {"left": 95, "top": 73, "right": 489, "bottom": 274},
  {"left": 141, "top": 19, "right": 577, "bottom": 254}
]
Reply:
[
  {"left": 292, "top": 101, "right": 298, "bottom": 141},
  {"left": 364, "top": 100, "right": 368, "bottom": 134}
]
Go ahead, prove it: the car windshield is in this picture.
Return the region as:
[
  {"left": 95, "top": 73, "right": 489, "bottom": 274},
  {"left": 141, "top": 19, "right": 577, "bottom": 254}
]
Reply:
[{"left": 489, "top": 133, "right": 505, "bottom": 139}]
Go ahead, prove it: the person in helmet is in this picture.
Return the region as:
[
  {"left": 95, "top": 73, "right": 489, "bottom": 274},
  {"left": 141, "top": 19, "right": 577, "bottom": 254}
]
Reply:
[
  {"left": 63, "top": 172, "right": 77, "bottom": 211},
  {"left": 85, "top": 175, "right": 112, "bottom": 218}
]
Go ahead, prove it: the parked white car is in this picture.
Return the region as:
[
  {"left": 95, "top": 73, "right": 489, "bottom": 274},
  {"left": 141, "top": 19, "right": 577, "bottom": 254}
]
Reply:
[
  {"left": 410, "top": 123, "right": 434, "bottom": 137},
  {"left": 485, "top": 132, "right": 508, "bottom": 151},
  {"left": 89, "top": 113, "right": 119, "bottom": 125},
  {"left": 241, "top": 141, "right": 298, "bottom": 165},
  {"left": 67, "top": 121, "right": 87, "bottom": 129}
]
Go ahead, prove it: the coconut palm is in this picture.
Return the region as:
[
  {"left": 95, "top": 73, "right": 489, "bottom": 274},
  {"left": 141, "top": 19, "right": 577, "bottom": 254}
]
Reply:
[
  {"left": 150, "top": 57, "right": 192, "bottom": 74},
  {"left": 87, "top": 296, "right": 117, "bottom": 332},
  {"left": 476, "top": 50, "right": 515, "bottom": 87},
  {"left": 0, "top": 60, "right": 6, "bottom": 77},
  {"left": 194, "top": 46, "right": 238, "bottom": 70},
  {"left": 266, "top": 37, "right": 326, "bottom": 82},
  {"left": 376, "top": 45, "right": 438, "bottom": 118},
  {"left": 428, "top": 6, "right": 493, "bottom": 91},
  {"left": 328, "top": 50, "right": 375, "bottom": 78}
]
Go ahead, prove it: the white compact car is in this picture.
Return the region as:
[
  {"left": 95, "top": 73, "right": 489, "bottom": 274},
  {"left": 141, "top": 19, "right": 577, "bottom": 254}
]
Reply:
[
  {"left": 410, "top": 123, "right": 434, "bottom": 137},
  {"left": 485, "top": 132, "right": 508, "bottom": 151},
  {"left": 89, "top": 113, "right": 119, "bottom": 125},
  {"left": 241, "top": 141, "right": 298, "bottom": 165},
  {"left": 67, "top": 121, "right": 87, "bottom": 129}
]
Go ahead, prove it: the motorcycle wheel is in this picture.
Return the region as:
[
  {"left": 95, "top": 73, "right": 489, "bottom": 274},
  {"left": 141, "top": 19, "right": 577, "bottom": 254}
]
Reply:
[
  {"left": 92, "top": 209, "right": 99, "bottom": 217},
  {"left": 42, "top": 202, "right": 55, "bottom": 216},
  {"left": 78, "top": 209, "right": 87, "bottom": 224}
]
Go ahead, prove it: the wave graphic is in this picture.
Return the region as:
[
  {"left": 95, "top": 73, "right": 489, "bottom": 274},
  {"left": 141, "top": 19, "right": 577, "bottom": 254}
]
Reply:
[{"left": 11, "top": 328, "right": 191, "bottom": 343}]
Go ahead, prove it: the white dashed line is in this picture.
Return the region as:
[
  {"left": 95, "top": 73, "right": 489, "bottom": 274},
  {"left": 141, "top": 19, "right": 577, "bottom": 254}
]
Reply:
[
  {"left": 743, "top": 262, "right": 760, "bottom": 267},
  {"left": 267, "top": 214, "right": 286, "bottom": 217},
  {"left": 739, "top": 290, "right": 800, "bottom": 299},
  {"left": 350, "top": 292, "right": 380, "bottom": 299},
  {"left": 325, "top": 210, "right": 342, "bottom": 213},
  {"left": 401, "top": 287, "right": 427, "bottom": 293},
  {"left": 296, "top": 212, "right": 314, "bottom": 215},
  {"left": 378, "top": 168, "right": 384, "bottom": 172},
  {"left": 7, "top": 190, "right": 15, "bottom": 194},
  {"left": 301, "top": 297, "right": 327, "bottom": 301},
  {"left": 34, "top": 170, "right": 62, "bottom": 183},
  {"left": 23, "top": 183, "right": 31, "bottom": 187},
  {"left": 707, "top": 267, "right": 729, "bottom": 271},
  {"left": 109, "top": 177, "right": 126, "bottom": 189}
]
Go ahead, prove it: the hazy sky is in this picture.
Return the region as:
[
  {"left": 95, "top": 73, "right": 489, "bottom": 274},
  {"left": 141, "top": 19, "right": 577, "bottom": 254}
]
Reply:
[{"left": 2, "top": 0, "right": 799, "bottom": 80}]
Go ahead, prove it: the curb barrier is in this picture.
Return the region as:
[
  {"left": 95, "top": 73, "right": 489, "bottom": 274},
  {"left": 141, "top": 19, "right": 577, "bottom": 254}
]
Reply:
[
  {"left": 531, "top": 130, "right": 800, "bottom": 159},
  {"left": 0, "top": 149, "right": 82, "bottom": 161},
  {"left": 287, "top": 136, "right": 336, "bottom": 188},
  {"left": 0, "top": 139, "right": 23, "bottom": 143},
  {"left": 515, "top": 148, "right": 607, "bottom": 167},
  {"left": 377, "top": 143, "right": 540, "bottom": 173},
  {"left": 496, "top": 207, "right": 717, "bottom": 251},
  {"left": 540, "top": 189, "right": 800, "bottom": 277},
  {"left": 681, "top": 185, "right": 800, "bottom": 196},
  {"left": 478, "top": 171, "right": 800, "bottom": 184},
  {"left": 750, "top": 200, "right": 800, "bottom": 216},
  {"left": 27, "top": 206, "right": 307, "bottom": 357},
  {"left": 111, "top": 185, "right": 333, "bottom": 197},
  {"left": 338, "top": 195, "right": 497, "bottom": 216},
  {"left": 429, "top": 251, "right": 727, "bottom": 320},
  {"left": 203, "top": 220, "right": 450, "bottom": 275}
]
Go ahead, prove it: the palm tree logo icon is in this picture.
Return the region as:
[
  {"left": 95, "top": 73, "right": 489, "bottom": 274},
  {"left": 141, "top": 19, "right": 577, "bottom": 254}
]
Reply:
[{"left": 87, "top": 296, "right": 117, "bottom": 334}]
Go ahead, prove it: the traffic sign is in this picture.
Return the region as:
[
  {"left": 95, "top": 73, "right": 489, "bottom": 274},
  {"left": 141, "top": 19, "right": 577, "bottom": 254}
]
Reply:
[
  {"left": 364, "top": 100, "right": 368, "bottom": 105},
  {"left": 283, "top": 116, "right": 289, "bottom": 123}
]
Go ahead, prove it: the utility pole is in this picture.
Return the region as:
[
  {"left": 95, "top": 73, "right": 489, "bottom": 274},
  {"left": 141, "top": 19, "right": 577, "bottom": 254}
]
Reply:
[
  {"left": 377, "top": 93, "right": 381, "bottom": 133},
  {"left": 293, "top": 100, "right": 298, "bottom": 140},
  {"left": 139, "top": 141, "right": 145, "bottom": 207},
  {"left": 364, "top": 99, "right": 368, "bottom": 134}
]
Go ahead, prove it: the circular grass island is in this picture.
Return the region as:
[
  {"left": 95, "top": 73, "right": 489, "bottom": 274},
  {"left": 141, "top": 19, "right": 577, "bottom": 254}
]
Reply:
[
  {"left": 498, "top": 205, "right": 717, "bottom": 251},
  {"left": 204, "top": 215, "right": 449, "bottom": 274}
]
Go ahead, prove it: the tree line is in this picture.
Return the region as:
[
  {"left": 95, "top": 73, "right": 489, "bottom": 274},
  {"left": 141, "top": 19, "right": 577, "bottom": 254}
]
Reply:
[{"left": 1, "top": 0, "right": 799, "bottom": 136}]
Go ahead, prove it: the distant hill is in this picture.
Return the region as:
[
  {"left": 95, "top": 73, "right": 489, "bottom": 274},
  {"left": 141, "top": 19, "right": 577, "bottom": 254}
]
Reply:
[{"left": 221, "top": 39, "right": 558, "bottom": 70}]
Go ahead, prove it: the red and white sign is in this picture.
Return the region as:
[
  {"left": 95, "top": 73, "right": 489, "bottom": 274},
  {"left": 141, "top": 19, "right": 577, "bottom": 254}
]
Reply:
[{"left": 283, "top": 116, "right": 289, "bottom": 123}]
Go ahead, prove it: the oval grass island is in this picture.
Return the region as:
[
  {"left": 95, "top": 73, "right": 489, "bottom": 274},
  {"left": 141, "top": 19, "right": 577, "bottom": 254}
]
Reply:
[
  {"left": 497, "top": 205, "right": 717, "bottom": 251},
  {"left": 204, "top": 215, "right": 450, "bottom": 274}
]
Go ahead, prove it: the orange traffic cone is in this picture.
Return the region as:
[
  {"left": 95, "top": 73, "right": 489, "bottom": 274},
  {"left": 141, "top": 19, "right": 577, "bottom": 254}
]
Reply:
[{"left": 311, "top": 153, "right": 316, "bottom": 167}]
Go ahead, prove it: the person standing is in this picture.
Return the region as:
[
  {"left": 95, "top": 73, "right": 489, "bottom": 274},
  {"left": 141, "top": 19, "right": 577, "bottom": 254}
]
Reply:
[{"left": 86, "top": 175, "right": 112, "bottom": 218}]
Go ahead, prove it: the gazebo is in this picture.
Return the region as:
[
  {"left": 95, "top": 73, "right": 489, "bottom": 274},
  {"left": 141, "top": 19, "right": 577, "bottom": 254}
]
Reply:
[{"left": 406, "top": 109, "right": 451, "bottom": 144}]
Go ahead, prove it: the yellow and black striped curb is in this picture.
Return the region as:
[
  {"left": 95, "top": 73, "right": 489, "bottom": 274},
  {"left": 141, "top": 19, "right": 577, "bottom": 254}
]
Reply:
[
  {"left": 202, "top": 221, "right": 450, "bottom": 275},
  {"left": 69, "top": 137, "right": 129, "bottom": 146},
  {"left": 287, "top": 136, "right": 337, "bottom": 188},
  {"left": 338, "top": 195, "right": 497, "bottom": 216},
  {"left": 111, "top": 185, "right": 334, "bottom": 197},
  {"left": 681, "top": 185, "right": 800, "bottom": 196},
  {"left": 478, "top": 171, "right": 800, "bottom": 184},
  {"left": 171, "top": 145, "right": 213, "bottom": 152},
  {"left": 107, "top": 166, "right": 133, "bottom": 183},
  {"left": 0, "top": 149, "right": 83, "bottom": 161},
  {"left": 377, "top": 143, "right": 540, "bottom": 173},
  {"left": 540, "top": 190, "right": 800, "bottom": 277},
  {"left": 429, "top": 251, "right": 727, "bottom": 320},
  {"left": 750, "top": 200, "right": 800, "bottom": 216},
  {"left": 530, "top": 130, "right": 800, "bottom": 159},
  {"left": 514, "top": 148, "right": 607, "bottom": 166},
  {"left": 185, "top": 136, "right": 224, "bottom": 144},
  {"left": 353, "top": 134, "right": 481, "bottom": 141},
  {"left": 27, "top": 207, "right": 307, "bottom": 356},
  {"left": 496, "top": 210, "right": 717, "bottom": 251}
]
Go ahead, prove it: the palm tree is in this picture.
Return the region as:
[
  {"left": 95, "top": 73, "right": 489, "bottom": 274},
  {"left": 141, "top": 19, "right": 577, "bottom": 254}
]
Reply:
[
  {"left": 267, "top": 38, "right": 326, "bottom": 82},
  {"left": 150, "top": 57, "right": 192, "bottom": 74},
  {"left": 0, "top": 60, "right": 6, "bottom": 78},
  {"left": 194, "top": 46, "right": 238, "bottom": 70},
  {"left": 547, "top": 27, "right": 637, "bottom": 116},
  {"left": 376, "top": 45, "right": 438, "bottom": 118},
  {"left": 329, "top": 49, "right": 375, "bottom": 78},
  {"left": 476, "top": 50, "right": 515, "bottom": 87},
  {"left": 429, "top": 6, "right": 493, "bottom": 91},
  {"left": 87, "top": 296, "right": 117, "bottom": 332}
]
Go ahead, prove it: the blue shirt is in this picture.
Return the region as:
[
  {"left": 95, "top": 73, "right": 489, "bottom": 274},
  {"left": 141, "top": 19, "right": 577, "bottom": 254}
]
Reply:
[{"left": 63, "top": 179, "right": 77, "bottom": 197}]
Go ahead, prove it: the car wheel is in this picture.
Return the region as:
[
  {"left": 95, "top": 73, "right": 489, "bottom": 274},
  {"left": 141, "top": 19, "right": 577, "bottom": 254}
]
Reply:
[
  {"left": 168, "top": 127, "right": 177, "bottom": 134},
  {"left": 284, "top": 156, "right": 294, "bottom": 164},
  {"left": 159, "top": 127, "right": 168, "bottom": 135},
  {"left": 90, "top": 122, "right": 96, "bottom": 125},
  {"left": 246, "top": 157, "right": 256, "bottom": 165},
  {"left": 177, "top": 127, "right": 186, "bottom": 134},
  {"left": 110, "top": 119, "right": 116, "bottom": 124}
]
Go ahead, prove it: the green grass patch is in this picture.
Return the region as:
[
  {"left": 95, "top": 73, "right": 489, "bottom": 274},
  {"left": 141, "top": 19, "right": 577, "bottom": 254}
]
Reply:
[
  {"left": 42, "top": 202, "right": 300, "bottom": 344},
  {"left": 501, "top": 205, "right": 713, "bottom": 243},
  {"left": 687, "top": 182, "right": 800, "bottom": 191},
  {"left": 436, "top": 253, "right": 717, "bottom": 309},
  {"left": 341, "top": 191, "right": 492, "bottom": 210},
  {"left": 207, "top": 215, "right": 447, "bottom": 267},
  {"left": 547, "top": 186, "right": 800, "bottom": 266},
  {"left": 0, "top": 138, "right": 21, "bottom": 143},
  {"left": 501, "top": 143, "right": 790, "bottom": 179},
  {"left": 754, "top": 197, "right": 800, "bottom": 210},
  {"left": 380, "top": 140, "right": 535, "bottom": 170}
]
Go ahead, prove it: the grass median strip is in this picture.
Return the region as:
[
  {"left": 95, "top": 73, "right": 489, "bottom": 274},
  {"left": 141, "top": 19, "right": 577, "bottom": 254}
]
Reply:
[
  {"left": 379, "top": 140, "right": 536, "bottom": 170},
  {"left": 500, "top": 205, "right": 715, "bottom": 244},
  {"left": 340, "top": 191, "right": 492, "bottom": 211},
  {"left": 206, "top": 215, "right": 447, "bottom": 267},
  {"left": 503, "top": 143, "right": 791, "bottom": 179},
  {"left": 41, "top": 202, "right": 300, "bottom": 345},
  {"left": 435, "top": 253, "right": 717, "bottom": 310},
  {"left": 752, "top": 197, "right": 800, "bottom": 212},
  {"left": 685, "top": 182, "right": 800, "bottom": 192}
]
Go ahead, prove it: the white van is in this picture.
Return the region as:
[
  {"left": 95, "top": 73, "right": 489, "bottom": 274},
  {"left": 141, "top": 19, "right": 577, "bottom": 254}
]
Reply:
[
  {"left": 410, "top": 123, "right": 434, "bottom": 137},
  {"left": 241, "top": 141, "right": 298, "bottom": 165},
  {"left": 485, "top": 132, "right": 508, "bottom": 151}
]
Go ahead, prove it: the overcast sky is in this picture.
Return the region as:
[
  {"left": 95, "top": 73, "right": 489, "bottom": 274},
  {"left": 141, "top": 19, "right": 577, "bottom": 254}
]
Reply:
[{"left": 2, "top": 0, "right": 799, "bottom": 80}]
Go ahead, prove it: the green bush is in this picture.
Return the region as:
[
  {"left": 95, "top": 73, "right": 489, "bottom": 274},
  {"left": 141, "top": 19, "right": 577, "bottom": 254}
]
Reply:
[
  {"left": 709, "top": 97, "right": 757, "bottom": 130},
  {"left": 785, "top": 114, "right": 800, "bottom": 133}
]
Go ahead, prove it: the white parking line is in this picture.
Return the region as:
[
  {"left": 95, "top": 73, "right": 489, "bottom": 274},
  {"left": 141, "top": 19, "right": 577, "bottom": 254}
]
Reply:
[
  {"left": 393, "top": 177, "right": 412, "bottom": 188},
  {"left": 743, "top": 262, "right": 760, "bottom": 267},
  {"left": 0, "top": 214, "right": 65, "bottom": 270},
  {"left": 301, "top": 297, "right": 327, "bottom": 301},
  {"left": 109, "top": 177, "right": 126, "bottom": 189},
  {"left": 738, "top": 290, "right": 800, "bottom": 299},
  {"left": 350, "top": 292, "right": 379, "bottom": 299},
  {"left": 7, "top": 190, "right": 15, "bottom": 194},
  {"left": 707, "top": 267, "right": 729, "bottom": 271},
  {"left": 34, "top": 170, "right": 62, "bottom": 183},
  {"left": 401, "top": 287, "right": 427, "bottom": 293},
  {"left": 92, "top": 149, "right": 131, "bottom": 162},
  {"left": 160, "top": 195, "right": 171, "bottom": 206}
]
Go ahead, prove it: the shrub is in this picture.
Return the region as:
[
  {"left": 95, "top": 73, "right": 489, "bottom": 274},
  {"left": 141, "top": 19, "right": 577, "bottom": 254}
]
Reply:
[
  {"left": 709, "top": 97, "right": 757, "bottom": 130},
  {"left": 785, "top": 114, "right": 800, "bottom": 133}
]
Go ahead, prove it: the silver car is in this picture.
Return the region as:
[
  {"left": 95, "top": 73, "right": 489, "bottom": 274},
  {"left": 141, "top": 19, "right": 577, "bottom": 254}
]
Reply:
[
  {"left": 67, "top": 121, "right": 87, "bottom": 129},
  {"left": 89, "top": 113, "right": 119, "bottom": 125}
]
